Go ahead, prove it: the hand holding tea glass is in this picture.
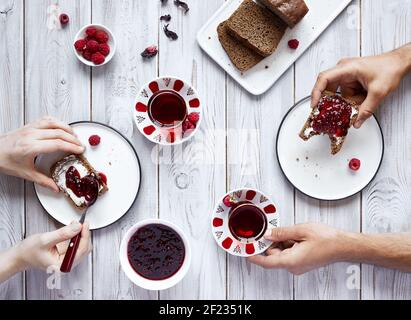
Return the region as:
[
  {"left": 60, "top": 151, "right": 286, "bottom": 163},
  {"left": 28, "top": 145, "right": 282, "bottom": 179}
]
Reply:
[{"left": 248, "top": 223, "right": 411, "bottom": 274}]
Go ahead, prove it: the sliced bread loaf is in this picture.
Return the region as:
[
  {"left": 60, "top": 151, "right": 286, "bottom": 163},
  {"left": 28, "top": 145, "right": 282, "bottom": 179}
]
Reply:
[
  {"left": 217, "top": 21, "right": 264, "bottom": 72},
  {"left": 257, "top": 0, "right": 309, "bottom": 28},
  {"left": 226, "top": 0, "right": 287, "bottom": 57}
]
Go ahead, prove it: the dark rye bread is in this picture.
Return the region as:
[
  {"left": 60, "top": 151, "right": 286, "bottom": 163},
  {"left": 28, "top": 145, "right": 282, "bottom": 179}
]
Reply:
[
  {"left": 217, "top": 21, "right": 264, "bottom": 72},
  {"left": 257, "top": 0, "right": 309, "bottom": 28},
  {"left": 226, "top": 0, "right": 287, "bottom": 57}
]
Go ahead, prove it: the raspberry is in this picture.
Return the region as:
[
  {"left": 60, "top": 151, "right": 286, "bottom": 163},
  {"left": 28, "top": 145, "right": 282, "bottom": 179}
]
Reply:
[
  {"left": 223, "top": 195, "right": 235, "bottom": 207},
  {"left": 91, "top": 52, "right": 106, "bottom": 65},
  {"left": 74, "top": 39, "right": 87, "bottom": 52},
  {"left": 59, "top": 13, "right": 69, "bottom": 25},
  {"left": 86, "top": 40, "right": 99, "bottom": 53},
  {"left": 188, "top": 112, "right": 199, "bottom": 125},
  {"left": 95, "top": 30, "right": 109, "bottom": 43},
  {"left": 98, "top": 43, "right": 110, "bottom": 56},
  {"left": 182, "top": 119, "right": 195, "bottom": 132},
  {"left": 86, "top": 26, "right": 97, "bottom": 37},
  {"left": 82, "top": 49, "right": 92, "bottom": 61},
  {"left": 349, "top": 158, "right": 361, "bottom": 171},
  {"left": 288, "top": 39, "right": 299, "bottom": 49},
  {"left": 141, "top": 45, "right": 158, "bottom": 59},
  {"left": 88, "top": 135, "right": 101, "bottom": 146},
  {"left": 98, "top": 172, "right": 107, "bottom": 185}
]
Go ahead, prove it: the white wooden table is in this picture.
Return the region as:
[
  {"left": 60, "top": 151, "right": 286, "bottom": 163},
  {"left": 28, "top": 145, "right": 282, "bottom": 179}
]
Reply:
[{"left": 0, "top": 0, "right": 410, "bottom": 300}]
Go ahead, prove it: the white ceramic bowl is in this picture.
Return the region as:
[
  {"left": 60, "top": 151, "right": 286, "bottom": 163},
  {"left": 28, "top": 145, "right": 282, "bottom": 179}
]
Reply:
[
  {"left": 119, "top": 219, "right": 191, "bottom": 291},
  {"left": 73, "top": 24, "right": 116, "bottom": 67}
]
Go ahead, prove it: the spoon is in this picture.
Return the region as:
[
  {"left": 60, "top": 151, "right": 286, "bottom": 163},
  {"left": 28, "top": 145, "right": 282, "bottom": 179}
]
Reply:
[{"left": 60, "top": 175, "right": 99, "bottom": 273}]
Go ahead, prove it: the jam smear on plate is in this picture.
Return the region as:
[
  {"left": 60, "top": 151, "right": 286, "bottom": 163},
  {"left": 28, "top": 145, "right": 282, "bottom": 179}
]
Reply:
[
  {"left": 312, "top": 95, "right": 353, "bottom": 137},
  {"left": 127, "top": 224, "right": 185, "bottom": 281},
  {"left": 65, "top": 166, "right": 99, "bottom": 204}
]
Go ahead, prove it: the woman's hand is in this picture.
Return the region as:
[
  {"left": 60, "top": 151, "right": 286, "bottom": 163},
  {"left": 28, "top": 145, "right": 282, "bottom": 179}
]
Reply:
[
  {"left": 311, "top": 44, "right": 411, "bottom": 128},
  {"left": 0, "top": 116, "right": 84, "bottom": 192},
  {"left": 248, "top": 224, "right": 348, "bottom": 275},
  {"left": 15, "top": 221, "right": 92, "bottom": 271}
]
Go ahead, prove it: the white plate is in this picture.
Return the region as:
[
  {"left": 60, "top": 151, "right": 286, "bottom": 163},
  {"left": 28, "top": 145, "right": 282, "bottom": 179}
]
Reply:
[
  {"left": 277, "top": 97, "right": 384, "bottom": 200},
  {"left": 35, "top": 122, "right": 141, "bottom": 230},
  {"left": 197, "top": 0, "right": 353, "bottom": 95}
]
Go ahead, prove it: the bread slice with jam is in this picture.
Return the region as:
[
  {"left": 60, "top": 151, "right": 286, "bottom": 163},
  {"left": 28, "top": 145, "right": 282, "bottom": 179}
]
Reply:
[
  {"left": 299, "top": 91, "right": 359, "bottom": 155},
  {"left": 51, "top": 154, "right": 108, "bottom": 209}
]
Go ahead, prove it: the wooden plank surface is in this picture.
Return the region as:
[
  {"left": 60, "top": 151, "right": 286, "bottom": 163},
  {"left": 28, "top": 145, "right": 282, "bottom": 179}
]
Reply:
[
  {"left": 91, "top": 0, "right": 159, "bottom": 300},
  {"left": 294, "top": 1, "right": 361, "bottom": 300},
  {"left": 0, "top": 0, "right": 410, "bottom": 300},
  {"left": 157, "top": 0, "right": 227, "bottom": 300},
  {"left": 0, "top": 0, "right": 24, "bottom": 300},
  {"left": 24, "top": 0, "right": 92, "bottom": 300},
  {"left": 226, "top": 72, "right": 295, "bottom": 299},
  {"left": 361, "top": 0, "right": 411, "bottom": 300}
]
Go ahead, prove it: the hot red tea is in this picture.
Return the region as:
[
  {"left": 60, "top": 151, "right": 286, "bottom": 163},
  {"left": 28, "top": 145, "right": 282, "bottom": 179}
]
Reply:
[
  {"left": 228, "top": 203, "right": 267, "bottom": 240},
  {"left": 148, "top": 90, "right": 187, "bottom": 127},
  {"left": 127, "top": 223, "right": 185, "bottom": 281}
]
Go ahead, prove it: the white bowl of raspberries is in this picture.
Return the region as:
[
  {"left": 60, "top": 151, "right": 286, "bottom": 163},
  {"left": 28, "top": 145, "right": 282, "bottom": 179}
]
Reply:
[{"left": 73, "top": 24, "right": 116, "bottom": 67}]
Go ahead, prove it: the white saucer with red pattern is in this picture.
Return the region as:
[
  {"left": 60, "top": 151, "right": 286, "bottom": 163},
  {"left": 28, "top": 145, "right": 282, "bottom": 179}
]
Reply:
[
  {"left": 134, "top": 76, "right": 202, "bottom": 146},
  {"left": 211, "top": 188, "right": 279, "bottom": 257}
]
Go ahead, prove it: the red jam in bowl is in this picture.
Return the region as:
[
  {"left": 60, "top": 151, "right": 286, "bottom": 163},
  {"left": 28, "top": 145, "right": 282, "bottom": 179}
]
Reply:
[{"left": 127, "top": 224, "right": 185, "bottom": 281}]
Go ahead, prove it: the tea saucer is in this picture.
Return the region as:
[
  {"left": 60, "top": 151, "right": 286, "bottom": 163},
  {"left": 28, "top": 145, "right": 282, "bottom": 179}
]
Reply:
[
  {"left": 276, "top": 96, "right": 384, "bottom": 201},
  {"left": 134, "top": 76, "right": 202, "bottom": 146},
  {"left": 211, "top": 188, "right": 279, "bottom": 257},
  {"left": 34, "top": 121, "right": 141, "bottom": 230}
]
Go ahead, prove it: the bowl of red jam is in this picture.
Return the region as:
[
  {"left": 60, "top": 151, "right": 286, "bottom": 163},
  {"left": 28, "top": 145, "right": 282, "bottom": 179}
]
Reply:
[{"left": 119, "top": 219, "right": 191, "bottom": 290}]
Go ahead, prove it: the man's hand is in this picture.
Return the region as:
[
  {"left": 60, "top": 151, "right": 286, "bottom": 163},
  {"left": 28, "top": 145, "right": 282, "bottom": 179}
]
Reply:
[
  {"left": 311, "top": 44, "right": 411, "bottom": 128},
  {"left": 248, "top": 224, "right": 347, "bottom": 275},
  {"left": 0, "top": 116, "right": 84, "bottom": 192}
]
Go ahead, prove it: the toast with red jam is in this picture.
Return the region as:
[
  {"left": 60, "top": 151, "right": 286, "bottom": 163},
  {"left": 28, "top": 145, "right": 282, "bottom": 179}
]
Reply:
[
  {"left": 299, "top": 91, "right": 359, "bottom": 155},
  {"left": 51, "top": 154, "right": 108, "bottom": 209}
]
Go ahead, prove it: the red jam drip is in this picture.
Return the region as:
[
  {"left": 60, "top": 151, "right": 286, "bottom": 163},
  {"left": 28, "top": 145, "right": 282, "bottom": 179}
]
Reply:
[
  {"left": 127, "top": 224, "right": 185, "bottom": 281},
  {"left": 65, "top": 166, "right": 99, "bottom": 205},
  {"left": 312, "top": 95, "right": 353, "bottom": 137},
  {"left": 98, "top": 172, "right": 107, "bottom": 185}
]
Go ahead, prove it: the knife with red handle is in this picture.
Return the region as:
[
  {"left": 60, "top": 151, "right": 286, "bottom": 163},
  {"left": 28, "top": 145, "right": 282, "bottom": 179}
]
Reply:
[
  {"left": 60, "top": 174, "right": 99, "bottom": 273},
  {"left": 60, "top": 209, "right": 88, "bottom": 273}
]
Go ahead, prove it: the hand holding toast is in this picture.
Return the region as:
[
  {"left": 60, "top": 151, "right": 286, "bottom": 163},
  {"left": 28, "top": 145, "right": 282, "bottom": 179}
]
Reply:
[
  {"left": 311, "top": 43, "right": 411, "bottom": 129},
  {"left": 0, "top": 117, "right": 85, "bottom": 192}
]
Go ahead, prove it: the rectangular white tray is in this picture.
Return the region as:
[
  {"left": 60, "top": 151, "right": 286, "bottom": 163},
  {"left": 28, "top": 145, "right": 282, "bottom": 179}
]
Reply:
[{"left": 197, "top": 0, "right": 353, "bottom": 95}]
